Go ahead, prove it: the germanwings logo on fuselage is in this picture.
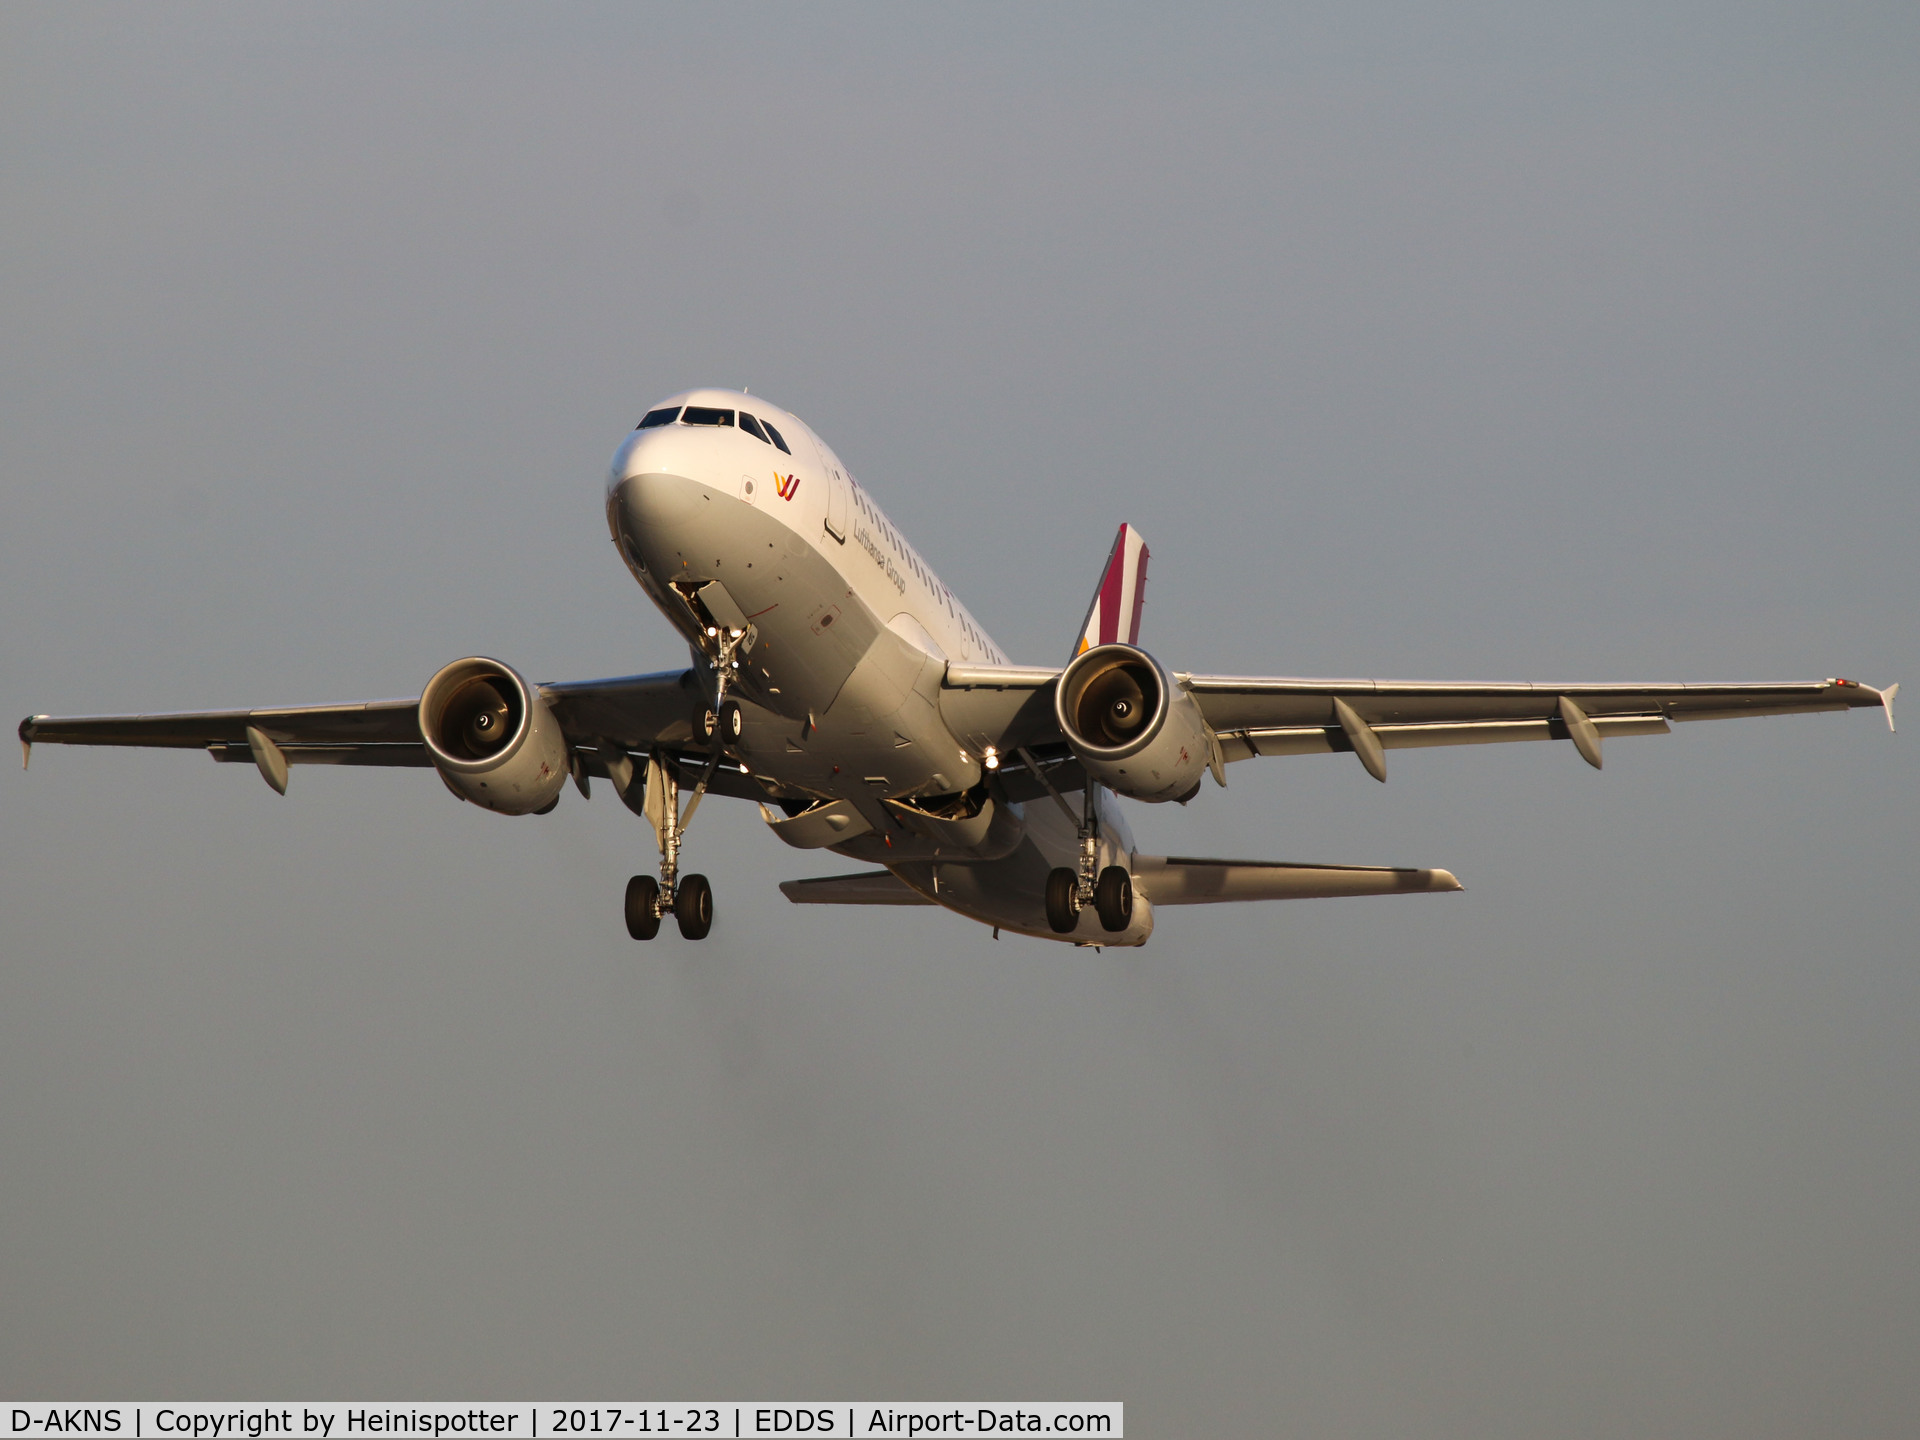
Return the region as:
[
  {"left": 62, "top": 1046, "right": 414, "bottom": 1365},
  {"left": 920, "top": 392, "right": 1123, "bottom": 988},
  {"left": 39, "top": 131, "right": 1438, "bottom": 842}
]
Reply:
[{"left": 773, "top": 472, "right": 801, "bottom": 501}]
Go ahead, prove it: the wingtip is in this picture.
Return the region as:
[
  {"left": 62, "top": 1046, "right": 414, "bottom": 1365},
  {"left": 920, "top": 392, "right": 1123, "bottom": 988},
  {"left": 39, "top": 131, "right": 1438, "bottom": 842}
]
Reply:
[
  {"left": 18, "top": 715, "right": 37, "bottom": 770},
  {"left": 1432, "top": 868, "right": 1464, "bottom": 892},
  {"left": 1884, "top": 681, "right": 1899, "bottom": 733}
]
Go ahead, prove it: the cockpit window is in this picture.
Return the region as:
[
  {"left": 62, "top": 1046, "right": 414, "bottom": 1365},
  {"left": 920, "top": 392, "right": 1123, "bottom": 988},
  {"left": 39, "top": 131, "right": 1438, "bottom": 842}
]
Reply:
[
  {"left": 681, "top": 406, "right": 734, "bottom": 427},
  {"left": 738, "top": 413, "right": 770, "bottom": 443},
  {"left": 761, "top": 419, "right": 792, "bottom": 454},
  {"left": 636, "top": 406, "right": 681, "bottom": 429}
]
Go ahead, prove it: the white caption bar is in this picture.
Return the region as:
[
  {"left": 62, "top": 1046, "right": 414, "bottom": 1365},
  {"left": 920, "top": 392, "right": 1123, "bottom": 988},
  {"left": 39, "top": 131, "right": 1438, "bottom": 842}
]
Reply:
[{"left": 5, "top": 1407, "right": 1121, "bottom": 1440}]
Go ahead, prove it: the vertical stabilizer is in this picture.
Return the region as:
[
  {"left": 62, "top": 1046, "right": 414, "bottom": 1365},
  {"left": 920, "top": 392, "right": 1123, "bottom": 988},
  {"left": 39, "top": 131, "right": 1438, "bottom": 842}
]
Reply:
[{"left": 1074, "top": 523, "right": 1150, "bottom": 657}]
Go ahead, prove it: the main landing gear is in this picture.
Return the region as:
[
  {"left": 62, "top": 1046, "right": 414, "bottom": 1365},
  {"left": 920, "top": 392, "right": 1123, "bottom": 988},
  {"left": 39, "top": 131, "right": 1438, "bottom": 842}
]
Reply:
[
  {"left": 624, "top": 747, "right": 719, "bottom": 941},
  {"left": 1044, "top": 781, "right": 1135, "bottom": 935},
  {"left": 627, "top": 872, "right": 712, "bottom": 941}
]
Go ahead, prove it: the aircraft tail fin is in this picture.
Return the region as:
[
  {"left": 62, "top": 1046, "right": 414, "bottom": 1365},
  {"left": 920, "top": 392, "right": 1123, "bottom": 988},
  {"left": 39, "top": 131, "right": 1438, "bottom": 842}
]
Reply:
[{"left": 1074, "top": 523, "right": 1150, "bottom": 657}]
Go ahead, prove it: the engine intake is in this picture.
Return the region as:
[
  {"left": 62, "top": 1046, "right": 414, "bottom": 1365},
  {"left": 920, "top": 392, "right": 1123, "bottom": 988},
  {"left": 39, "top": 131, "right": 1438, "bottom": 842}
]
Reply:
[
  {"left": 419, "top": 657, "right": 568, "bottom": 814},
  {"left": 1054, "top": 643, "right": 1211, "bottom": 803}
]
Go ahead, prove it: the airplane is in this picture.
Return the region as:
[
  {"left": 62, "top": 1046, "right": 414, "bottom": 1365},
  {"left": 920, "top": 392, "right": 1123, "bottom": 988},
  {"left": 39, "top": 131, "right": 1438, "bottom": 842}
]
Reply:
[{"left": 20, "top": 387, "right": 1899, "bottom": 947}]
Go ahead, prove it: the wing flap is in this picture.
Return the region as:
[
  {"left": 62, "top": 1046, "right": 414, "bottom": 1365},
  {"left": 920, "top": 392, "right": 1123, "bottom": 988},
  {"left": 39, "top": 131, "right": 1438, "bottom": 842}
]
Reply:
[
  {"left": 1135, "top": 856, "right": 1463, "bottom": 904},
  {"left": 1219, "top": 713, "right": 1671, "bottom": 761},
  {"left": 207, "top": 741, "right": 432, "bottom": 768},
  {"left": 1185, "top": 675, "right": 1890, "bottom": 732}
]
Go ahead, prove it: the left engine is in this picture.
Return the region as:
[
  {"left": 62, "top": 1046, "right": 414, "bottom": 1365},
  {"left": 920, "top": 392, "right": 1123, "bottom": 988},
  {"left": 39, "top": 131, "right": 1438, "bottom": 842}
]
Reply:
[
  {"left": 418, "top": 656, "right": 569, "bottom": 814},
  {"left": 1053, "top": 643, "right": 1212, "bottom": 803}
]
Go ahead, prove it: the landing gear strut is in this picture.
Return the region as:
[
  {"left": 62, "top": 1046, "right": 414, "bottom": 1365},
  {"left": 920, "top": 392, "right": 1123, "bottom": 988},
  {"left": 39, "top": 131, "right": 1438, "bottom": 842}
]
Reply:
[
  {"left": 625, "top": 748, "right": 721, "bottom": 941},
  {"left": 1044, "top": 780, "right": 1134, "bottom": 934},
  {"left": 627, "top": 608, "right": 747, "bottom": 941}
]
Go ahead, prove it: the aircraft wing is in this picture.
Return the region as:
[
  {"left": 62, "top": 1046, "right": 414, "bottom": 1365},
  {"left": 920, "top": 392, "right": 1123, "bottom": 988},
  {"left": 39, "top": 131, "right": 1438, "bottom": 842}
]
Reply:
[
  {"left": 19, "top": 698, "right": 433, "bottom": 767},
  {"left": 18, "top": 668, "right": 766, "bottom": 798},
  {"left": 1185, "top": 674, "right": 1895, "bottom": 773},
  {"left": 944, "top": 664, "right": 1895, "bottom": 778}
]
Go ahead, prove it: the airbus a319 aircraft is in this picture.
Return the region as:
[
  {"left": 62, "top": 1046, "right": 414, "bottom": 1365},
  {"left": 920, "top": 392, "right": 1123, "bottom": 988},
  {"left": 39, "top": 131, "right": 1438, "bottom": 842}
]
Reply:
[{"left": 22, "top": 389, "right": 1899, "bottom": 946}]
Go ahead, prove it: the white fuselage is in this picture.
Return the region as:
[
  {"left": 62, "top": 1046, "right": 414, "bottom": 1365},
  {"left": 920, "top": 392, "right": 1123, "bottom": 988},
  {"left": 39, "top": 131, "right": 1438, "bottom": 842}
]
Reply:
[{"left": 605, "top": 388, "right": 1148, "bottom": 944}]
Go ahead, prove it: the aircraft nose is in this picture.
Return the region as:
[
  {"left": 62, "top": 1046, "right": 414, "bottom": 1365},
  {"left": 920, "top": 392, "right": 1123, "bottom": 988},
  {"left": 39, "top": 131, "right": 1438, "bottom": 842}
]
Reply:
[
  {"left": 608, "top": 471, "right": 702, "bottom": 570},
  {"left": 607, "top": 429, "right": 656, "bottom": 487},
  {"left": 607, "top": 431, "right": 702, "bottom": 522}
]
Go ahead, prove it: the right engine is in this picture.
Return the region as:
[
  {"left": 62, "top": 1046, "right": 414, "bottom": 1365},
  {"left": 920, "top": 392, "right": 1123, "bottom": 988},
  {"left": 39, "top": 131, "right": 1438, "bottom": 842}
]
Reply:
[
  {"left": 1053, "top": 643, "right": 1212, "bottom": 803},
  {"left": 418, "top": 656, "right": 569, "bottom": 814}
]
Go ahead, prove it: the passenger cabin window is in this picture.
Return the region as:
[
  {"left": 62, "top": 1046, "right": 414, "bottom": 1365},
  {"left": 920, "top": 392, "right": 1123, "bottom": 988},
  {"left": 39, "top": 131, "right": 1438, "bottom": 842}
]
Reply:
[
  {"left": 637, "top": 407, "right": 680, "bottom": 429},
  {"left": 762, "top": 420, "right": 792, "bottom": 454},
  {"left": 681, "top": 406, "right": 734, "bottom": 427},
  {"left": 738, "top": 413, "right": 770, "bottom": 444}
]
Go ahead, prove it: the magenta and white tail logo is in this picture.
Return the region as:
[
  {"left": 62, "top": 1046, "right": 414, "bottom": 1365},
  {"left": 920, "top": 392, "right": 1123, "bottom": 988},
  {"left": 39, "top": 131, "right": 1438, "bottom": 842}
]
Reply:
[{"left": 1074, "top": 522, "right": 1150, "bottom": 656}]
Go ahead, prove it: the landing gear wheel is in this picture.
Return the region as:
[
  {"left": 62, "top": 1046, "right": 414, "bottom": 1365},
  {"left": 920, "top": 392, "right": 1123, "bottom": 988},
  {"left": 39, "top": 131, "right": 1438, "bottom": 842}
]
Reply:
[
  {"left": 717, "top": 700, "right": 745, "bottom": 744},
  {"left": 625, "top": 875, "right": 661, "bottom": 940},
  {"left": 1045, "top": 866, "right": 1081, "bottom": 934},
  {"left": 1095, "top": 865, "right": 1134, "bottom": 932},
  {"left": 675, "top": 873, "right": 714, "bottom": 940}
]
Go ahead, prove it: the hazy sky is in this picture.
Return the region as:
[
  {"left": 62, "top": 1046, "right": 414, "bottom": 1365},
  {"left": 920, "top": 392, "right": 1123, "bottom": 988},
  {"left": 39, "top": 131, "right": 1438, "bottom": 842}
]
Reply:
[{"left": 4, "top": 5, "right": 1917, "bottom": 1433}]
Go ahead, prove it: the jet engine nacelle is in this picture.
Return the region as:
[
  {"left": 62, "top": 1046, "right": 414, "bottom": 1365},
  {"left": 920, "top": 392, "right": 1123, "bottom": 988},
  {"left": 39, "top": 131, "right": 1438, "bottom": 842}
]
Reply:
[
  {"left": 419, "top": 657, "right": 569, "bottom": 814},
  {"left": 1054, "top": 643, "right": 1211, "bottom": 803}
]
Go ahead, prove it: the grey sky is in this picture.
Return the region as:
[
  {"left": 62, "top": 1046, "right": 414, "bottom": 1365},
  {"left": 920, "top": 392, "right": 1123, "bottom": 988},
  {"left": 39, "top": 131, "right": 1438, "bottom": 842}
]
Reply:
[{"left": 4, "top": 4, "right": 1917, "bottom": 1433}]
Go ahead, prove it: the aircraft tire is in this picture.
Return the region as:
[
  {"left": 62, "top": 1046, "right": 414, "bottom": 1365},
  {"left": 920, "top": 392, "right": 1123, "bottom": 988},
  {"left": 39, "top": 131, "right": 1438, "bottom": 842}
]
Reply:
[
  {"left": 718, "top": 700, "right": 745, "bottom": 744},
  {"left": 1095, "top": 865, "right": 1134, "bottom": 932},
  {"left": 625, "top": 875, "right": 661, "bottom": 941},
  {"left": 1045, "top": 867, "right": 1080, "bottom": 933},
  {"left": 675, "top": 873, "right": 714, "bottom": 940}
]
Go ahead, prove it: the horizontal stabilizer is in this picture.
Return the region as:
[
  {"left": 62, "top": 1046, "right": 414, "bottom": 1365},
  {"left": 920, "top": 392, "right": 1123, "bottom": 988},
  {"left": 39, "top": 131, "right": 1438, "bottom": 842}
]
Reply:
[
  {"left": 779, "top": 870, "right": 935, "bottom": 906},
  {"left": 1135, "top": 855, "right": 1462, "bottom": 904}
]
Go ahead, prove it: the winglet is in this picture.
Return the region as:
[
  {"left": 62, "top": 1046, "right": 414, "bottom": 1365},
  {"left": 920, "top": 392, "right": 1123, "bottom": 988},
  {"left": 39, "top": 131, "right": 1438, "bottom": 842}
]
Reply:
[
  {"left": 1884, "top": 681, "right": 1899, "bottom": 733},
  {"left": 1073, "top": 523, "right": 1150, "bottom": 658},
  {"left": 19, "top": 715, "right": 36, "bottom": 770}
]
